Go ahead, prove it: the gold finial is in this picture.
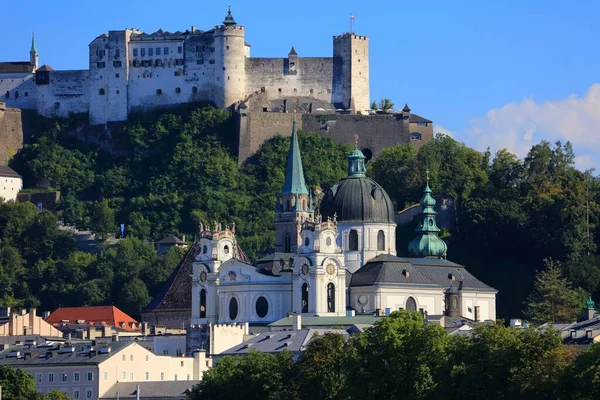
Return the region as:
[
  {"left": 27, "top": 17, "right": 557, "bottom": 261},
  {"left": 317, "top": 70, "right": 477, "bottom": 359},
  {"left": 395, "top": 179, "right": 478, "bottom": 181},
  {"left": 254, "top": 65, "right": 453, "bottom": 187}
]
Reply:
[{"left": 353, "top": 134, "right": 359, "bottom": 147}]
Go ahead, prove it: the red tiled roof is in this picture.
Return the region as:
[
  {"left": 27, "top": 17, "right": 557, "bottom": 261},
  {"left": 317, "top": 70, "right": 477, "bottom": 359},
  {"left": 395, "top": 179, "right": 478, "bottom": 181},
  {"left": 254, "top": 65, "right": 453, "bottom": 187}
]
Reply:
[{"left": 45, "top": 306, "right": 140, "bottom": 331}]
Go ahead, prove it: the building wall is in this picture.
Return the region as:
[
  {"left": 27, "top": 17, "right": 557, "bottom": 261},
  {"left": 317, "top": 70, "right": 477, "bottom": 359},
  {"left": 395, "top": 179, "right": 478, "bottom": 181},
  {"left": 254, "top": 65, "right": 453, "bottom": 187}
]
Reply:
[
  {"left": 0, "top": 74, "right": 37, "bottom": 110},
  {"left": 349, "top": 286, "right": 445, "bottom": 315},
  {"left": 214, "top": 25, "right": 246, "bottom": 109},
  {"left": 0, "top": 104, "right": 24, "bottom": 166},
  {"left": 28, "top": 364, "right": 99, "bottom": 399},
  {"left": 35, "top": 70, "right": 89, "bottom": 118},
  {"left": 332, "top": 34, "right": 370, "bottom": 113},
  {"left": 0, "top": 309, "right": 62, "bottom": 337},
  {"left": 459, "top": 291, "right": 496, "bottom": 321},
  {"left": 209, "top": 323, "right": 248, "bottom": 354},
  {"left": 336, "top": 222, "right": 397, "bottom": 274}
]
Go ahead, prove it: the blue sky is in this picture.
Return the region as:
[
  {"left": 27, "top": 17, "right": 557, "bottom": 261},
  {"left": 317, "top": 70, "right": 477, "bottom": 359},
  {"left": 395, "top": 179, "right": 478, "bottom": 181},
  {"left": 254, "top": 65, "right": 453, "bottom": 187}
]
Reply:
[{"left": 3, "top": 0, "right": 600, "bottom": 169}]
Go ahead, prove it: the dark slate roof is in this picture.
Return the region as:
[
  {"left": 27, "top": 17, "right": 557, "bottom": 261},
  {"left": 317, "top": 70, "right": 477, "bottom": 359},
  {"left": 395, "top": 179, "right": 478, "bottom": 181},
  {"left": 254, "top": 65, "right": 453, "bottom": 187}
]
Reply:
[
  {"left": 269, "top": 315, "right": 383, "bottom": 328},
  {"left": 289, "top": 46, "right": 297, "bottom": 55},
  {"left": 321, "top": 177, "right": 395, "bottom": 223},
  {"left": 0, "top": 62, "right": 34, "bottom": 74},
  {"left": 156, "top": 235, "right": 185, "bottom": 245},
  {"left": 143, "top": 243, "right": 201, "bottom": 312},
  {"left": 349, "top": 254, "right": 496, "bottom": 292},
  {"left": 409, "top": 114, "right": 432, "bottom": 123},
  {"left": 0, "top": 341, "right": 133, "bottom": 366},
  {"left": 0, "top": 166, "right": 21, "bottom": 178},
  {"left": 402, "top": 103, "right": 411, "bottom": 112},
  {"left": 220, "top": 329, "right": 348, "bottom": 355},
  {"left": 101, "top": 381, "right": 200, "bottom": 399},
  {"left": 37, "top": 65, "right": 54, "bottom": 72}
]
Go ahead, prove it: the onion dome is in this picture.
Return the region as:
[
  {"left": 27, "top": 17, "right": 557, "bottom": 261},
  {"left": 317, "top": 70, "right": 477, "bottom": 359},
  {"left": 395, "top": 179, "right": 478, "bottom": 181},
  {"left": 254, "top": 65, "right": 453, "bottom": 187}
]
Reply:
[
  {"left": 408, "top": 178, "right": 448, "bottom": 258},
  {"left": 320, "top": 143, "right": 395, "bottom": 223},
  {"left": 223, "top": 7, "right": 237, "bottom": 26}
]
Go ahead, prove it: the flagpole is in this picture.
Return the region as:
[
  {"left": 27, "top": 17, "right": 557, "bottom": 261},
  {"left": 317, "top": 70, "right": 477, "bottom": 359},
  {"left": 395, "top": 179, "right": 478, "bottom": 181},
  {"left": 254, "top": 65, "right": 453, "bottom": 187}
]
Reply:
[{"left": 350, "top": 13, "right": 353, "bottom": 34}]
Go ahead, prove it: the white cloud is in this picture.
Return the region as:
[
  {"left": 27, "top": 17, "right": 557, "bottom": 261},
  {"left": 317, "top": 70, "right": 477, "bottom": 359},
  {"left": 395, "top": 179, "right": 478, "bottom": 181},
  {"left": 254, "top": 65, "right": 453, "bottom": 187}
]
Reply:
[
  {"left": 466, "top": 83, "right": 600, "bottom": 170},
  {"left": 434, "top": 124, "right": 454, "bottom": 138}
]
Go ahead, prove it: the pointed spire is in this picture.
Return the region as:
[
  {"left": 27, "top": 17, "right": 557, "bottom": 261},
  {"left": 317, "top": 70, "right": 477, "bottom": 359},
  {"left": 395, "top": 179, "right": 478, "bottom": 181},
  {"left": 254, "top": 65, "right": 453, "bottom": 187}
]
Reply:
[
  {"left": 223, "top": 6, "right": 237, "bottom": 26},
  {"left": 408, "top": 173, "right": 448, "bottom": 258},
  {"left": 294, "top": 192, "right": 302, "bottom": 211},
  {"left": 308, "top": 190, "right": 314, "bottom": 212},
  {"left": 282, "top": 113, "right": 308, "bottom": 195},
  {"left": 347, "top": 134, "right": 366, "bottom": 178},
  {"left": 30, "top": 32, "right": 37, "bottom": 53},
  {"left": 289, "top": 46, "right": 297, "bottom": 56},
  {"left": 402, "top": 103, "right": 411, "bottom": 112}
]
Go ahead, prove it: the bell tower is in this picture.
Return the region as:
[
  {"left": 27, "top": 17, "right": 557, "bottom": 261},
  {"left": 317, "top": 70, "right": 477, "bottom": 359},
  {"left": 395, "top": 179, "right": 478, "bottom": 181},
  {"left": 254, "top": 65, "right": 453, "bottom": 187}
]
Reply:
[{"left": 274, "top": 114, "right": 314, "bottom": 253}]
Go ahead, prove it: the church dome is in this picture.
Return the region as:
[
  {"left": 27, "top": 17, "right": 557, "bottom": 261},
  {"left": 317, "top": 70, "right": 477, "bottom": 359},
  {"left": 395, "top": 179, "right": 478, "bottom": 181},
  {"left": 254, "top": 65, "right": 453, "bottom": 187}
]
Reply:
[{"left": 320, "top": 146, "right": 395, "bottom": 224}]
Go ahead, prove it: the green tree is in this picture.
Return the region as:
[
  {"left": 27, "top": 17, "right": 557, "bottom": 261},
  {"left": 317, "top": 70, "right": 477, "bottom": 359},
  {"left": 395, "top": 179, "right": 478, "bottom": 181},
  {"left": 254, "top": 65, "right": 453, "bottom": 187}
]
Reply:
[
  {"left": 370, "top": 100, "right": 378, "bottom": 110},
  {"left": 295, "top": 332, "right": 348, "bottom": 400},
  {"left": 524, "top": 258, "right": 586, "bottom": 323},
  {"left": 118, "top": 278, "right": 150, "bottom": 318},
  {"left": 0, "top": 365, "right": 38, "bottom": 399},
  {"left": 564, "top": 343, "right": 600, "bottom": 400},
  {"left": 378, "top": 98, "right": 394, "bottom": 111},
  {"left": 91, "top": 200, "right": 115, "bottom": 242}
]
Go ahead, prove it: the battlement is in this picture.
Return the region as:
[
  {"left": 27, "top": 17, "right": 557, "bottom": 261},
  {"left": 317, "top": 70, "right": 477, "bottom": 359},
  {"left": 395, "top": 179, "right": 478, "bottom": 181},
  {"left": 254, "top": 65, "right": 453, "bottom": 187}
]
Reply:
[
  {"left": 216, "top": 25, "right": 245, "bottom": 32},
  {"left": 334, "top": 33, "right": 368, "bottom": 40}
]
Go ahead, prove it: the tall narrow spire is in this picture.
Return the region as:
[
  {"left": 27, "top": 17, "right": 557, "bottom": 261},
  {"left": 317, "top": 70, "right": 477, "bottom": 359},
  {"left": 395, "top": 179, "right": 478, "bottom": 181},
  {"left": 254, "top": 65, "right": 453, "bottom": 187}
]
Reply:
[
  {"left": 30, "top": 32, "right": 37, "bottom": 53},
  {"left": 408, "top": 173, "right": 448, "bottom": 258},
  {"left": 282, "top": 114, "right": 308, "bottom": 195}
]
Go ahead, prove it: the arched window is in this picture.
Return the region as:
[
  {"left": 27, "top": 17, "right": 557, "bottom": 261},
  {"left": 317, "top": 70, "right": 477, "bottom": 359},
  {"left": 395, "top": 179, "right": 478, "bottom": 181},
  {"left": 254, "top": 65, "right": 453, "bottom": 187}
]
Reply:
[
  {"left": 200, "top": 289, "right": 206, "bottom": 318},
  {"left": 327, "top": 283, "right": 336, "bottom": 312},
  {"left": 406, "top": 297, "right": 417, "bottom": 312},
  {"left": 229, "top": 297, "right": 238, "bottom": 320},
  {"left": 349, "top": 230, "right": 358, "bottom": 251},
  {"left": 377, "top": 230, "right": 385, "bottom": 251},
  {"left": 284, "top": 233, "right": 291, "bottom": 253},
  {"left": 302, "top": 283, "right": 309, "bottom": 313}
]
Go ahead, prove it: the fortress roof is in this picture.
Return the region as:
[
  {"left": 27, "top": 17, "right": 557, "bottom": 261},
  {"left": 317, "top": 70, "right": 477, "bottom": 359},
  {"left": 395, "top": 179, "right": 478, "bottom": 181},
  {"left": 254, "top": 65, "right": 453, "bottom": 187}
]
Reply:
[
  {"left": 409, "top": 114, "right": 432, "bottom": 123},
  {"left": 0, "top": 61, "right": 34, "bottom": 74}
]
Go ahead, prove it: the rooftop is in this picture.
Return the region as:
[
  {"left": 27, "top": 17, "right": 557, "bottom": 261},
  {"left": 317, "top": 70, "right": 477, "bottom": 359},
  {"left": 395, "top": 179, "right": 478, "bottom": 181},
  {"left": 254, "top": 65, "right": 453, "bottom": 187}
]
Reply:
[
  {"left": 0, "top": 61, "right": 34, "bottom": 74},
  {"left": 46, "top": 306, "right": 139, "bottom": 331},
  {"left": 0, "top": 166, "right": 22, "bottom": 178},
  {"left": 101, "top": 381, "right": 200, "bottom": 400},
  {"left": 269, "top": 315, "right": 384, "bottom": 328}
]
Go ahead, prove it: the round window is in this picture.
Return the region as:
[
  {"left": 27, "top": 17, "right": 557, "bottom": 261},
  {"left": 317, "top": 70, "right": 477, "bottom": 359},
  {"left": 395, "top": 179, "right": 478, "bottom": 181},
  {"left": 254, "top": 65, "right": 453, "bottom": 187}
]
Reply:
[
  {"left": 202, "top": 245, "right": 207, "bottom": 254},
  {"left": 255, "top": 296, "right": 269, "bottom": 318},
  {"left": 358, "top": 295, "right": 368, "bottom": 305},
  {"left": 326, "top": 237, "right": 332, "bottom": 246},
  {"left": 304, "top": 237, "right": 310, "bottom": 247},
  {"left": 229, "top": 297, "right": 238, "bottom": 320},
  {"left": 224, "top": 245, "right": 230, "bottom": 254}
]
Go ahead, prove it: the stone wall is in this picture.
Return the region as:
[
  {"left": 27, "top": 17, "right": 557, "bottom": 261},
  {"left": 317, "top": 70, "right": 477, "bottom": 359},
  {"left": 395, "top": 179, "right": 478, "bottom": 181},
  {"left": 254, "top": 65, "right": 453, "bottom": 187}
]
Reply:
[
  {"left": 237, "top": 112, "right": 413, "bottom": 164},
  {"left": 0, "top": 104, "right": 24, "bottom": 166},
  {"left": 16, "top": 191, "right": 61, "bottom": 212}
]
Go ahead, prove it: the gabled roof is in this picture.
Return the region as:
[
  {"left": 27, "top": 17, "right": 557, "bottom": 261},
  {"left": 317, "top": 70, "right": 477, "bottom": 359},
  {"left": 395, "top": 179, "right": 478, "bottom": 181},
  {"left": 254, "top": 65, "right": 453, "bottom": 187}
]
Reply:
[
  {"left": 349, "top": 254, "right": 496, "bottom": 292},
  {"left": 409, "top": 114, "right": 432, "bottom": 123},
  {"left": 0, "top": 166, "right": 21, "bottom": 178},
  {"left": 36, "top": 65, "right": 54, "bottom": 72},
  {"left": 45, "top": 306, "right": 139, "bottom": 331}
]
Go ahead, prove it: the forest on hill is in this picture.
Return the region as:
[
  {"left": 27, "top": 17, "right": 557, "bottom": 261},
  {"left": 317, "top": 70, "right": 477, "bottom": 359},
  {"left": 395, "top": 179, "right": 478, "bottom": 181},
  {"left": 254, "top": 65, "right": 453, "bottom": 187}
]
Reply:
[{"left": 1, "top": 104, "right": 599, "bottom": 319}]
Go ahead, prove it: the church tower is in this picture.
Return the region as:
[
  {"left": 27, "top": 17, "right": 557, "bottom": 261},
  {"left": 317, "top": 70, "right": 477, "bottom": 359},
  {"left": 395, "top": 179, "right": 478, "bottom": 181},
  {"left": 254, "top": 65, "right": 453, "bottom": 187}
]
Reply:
[
  {"left": 274, "top": 115, "right": 314, "bottom": 253},
  {"left": 30, "top": 32, "right": 38, "bottom": 70},
  {"left": 407, "top": 174, "right": 448, "bottom": 258}
]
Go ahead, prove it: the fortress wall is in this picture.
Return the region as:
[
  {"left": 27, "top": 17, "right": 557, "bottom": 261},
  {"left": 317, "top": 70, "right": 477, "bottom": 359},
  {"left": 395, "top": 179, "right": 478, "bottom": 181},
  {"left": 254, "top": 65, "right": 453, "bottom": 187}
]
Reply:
[
  {"left": 0, "top": 74, "right": 37, "bottom": 110},
  {"left": 0, "top": 105, "right": 24, "bottom": 166},
  {"left": 237, "top": 112, "right": 412, "bottom": 164},
  {"left": 37, "top": 70, "right": 89, "bottom": 118},
  {"left": 246, "top": 57, "right": 334, "bottom": 103},
  {"left": 408, "top": 122, "right": 434, "bottom": 149}
]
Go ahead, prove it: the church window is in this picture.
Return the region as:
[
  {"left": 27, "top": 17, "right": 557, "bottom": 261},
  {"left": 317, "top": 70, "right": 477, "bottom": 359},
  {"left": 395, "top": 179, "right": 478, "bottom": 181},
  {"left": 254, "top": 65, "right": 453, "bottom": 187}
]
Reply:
[
  {"left": 327, "top": 283, "right": 336, "bottom": 312},
  {"left": 224, "top": 245, "right": 230, "bottom": 255},
  {"left": 255, "top": 296, "right": 268, "bottom": 318},
  {"left": 178, "top": 46, "right": 183, "bottom": 54},
  {"left": 141, "top": 48, "right": 146, "bottom": 57},
  {"left": 228, "top": 297, "right": 238, "bottom": 320},
  {"left": 406, "top": 297, "right": 417, "bottom": 312},
  {"left": 175, "top": 87, "right": 181, "bottom": 94},
  {"left": 377, "top": 230, "right": 385, "bottom": 251},
  {"left": 164, "top": 47, "right": 169, "bottom": 55},
  {"left": 284, "top": 233, "right": 291, "bottom": 253},
  {"left": 200, "top": 289, "right": 206, "bottom": 318},
  {"left": 98, "top": 89, "right": 105, "bottom": 95},
  {"left": 349, "top": 230, "right": 358, "bottom": 251},
  {"left": 148, "top": 48, "right": 153, "bottom": 56},
  {"left": 304, "top": 237, "right": 310, "bottom": 247},
  {"left": 302, "top": 283, "right": 309, "bottom": 313},
  {"left": 192, "top": 86, "right": 198, "bottom": 93},
  {"left": 133, "top": 48, "right": 138, "bottom": 57}
]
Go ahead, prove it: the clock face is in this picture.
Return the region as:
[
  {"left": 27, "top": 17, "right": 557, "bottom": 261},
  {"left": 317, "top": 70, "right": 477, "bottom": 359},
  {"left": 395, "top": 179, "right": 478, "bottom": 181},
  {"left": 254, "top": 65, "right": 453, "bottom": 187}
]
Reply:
[
  {"left": 199, "top": 271, "right": 207, "bottom": 282},
  {"left": 326, "top": 263, "right": 335, "bottom": 275},
  {"left": 301, "top": 264, "right": 309, "bottom": 276}
]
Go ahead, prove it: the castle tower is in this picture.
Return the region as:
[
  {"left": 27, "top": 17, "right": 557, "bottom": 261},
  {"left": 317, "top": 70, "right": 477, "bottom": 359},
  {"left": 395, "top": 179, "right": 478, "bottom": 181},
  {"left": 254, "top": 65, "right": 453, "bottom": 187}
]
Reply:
[
  {"left": 30, "top": 32, "right": 38, "bottom": 70},
  {"left": 332, "top": 33, "right": 370, "bottom": 114},
  {"left": 214, "top": 7, "right": 246, "bottom": 109},
  {"left": 408, "top": 173, "right": 448, "bottom": 258},
  {"left": 288, "top": 46, "right": 298, "bottom": 75},
  {"left": 274, "top": 115, "right": 314, "bottom": 253}
]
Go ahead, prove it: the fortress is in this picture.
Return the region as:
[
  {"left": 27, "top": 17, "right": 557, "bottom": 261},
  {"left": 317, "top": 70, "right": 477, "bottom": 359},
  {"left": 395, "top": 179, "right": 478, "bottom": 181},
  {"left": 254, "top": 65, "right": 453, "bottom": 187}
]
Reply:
[{"left": 0, "top": 8, "right": 434, "bottom": 161}]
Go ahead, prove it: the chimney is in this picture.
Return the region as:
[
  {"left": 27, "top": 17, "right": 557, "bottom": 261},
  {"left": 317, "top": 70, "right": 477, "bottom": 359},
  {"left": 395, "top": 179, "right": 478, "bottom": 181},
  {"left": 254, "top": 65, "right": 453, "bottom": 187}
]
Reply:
[
  {"left": 21, "top": 309, "right": 27, "bottom": 316},
  {"left": 292, "top": 314, "right": 301, "bottom": 331},
  {"left": 87, "top": 326, "right": 97, "bottom": 341},
  {"left": 29, "top": 308, "right": 36, "bottom": 330}
]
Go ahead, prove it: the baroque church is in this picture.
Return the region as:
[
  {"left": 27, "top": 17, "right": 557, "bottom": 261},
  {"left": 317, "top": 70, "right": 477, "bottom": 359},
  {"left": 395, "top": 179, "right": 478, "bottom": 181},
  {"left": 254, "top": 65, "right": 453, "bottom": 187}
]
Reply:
[{"left": 143, "top": 118, "right": 496, "bottom": 329}]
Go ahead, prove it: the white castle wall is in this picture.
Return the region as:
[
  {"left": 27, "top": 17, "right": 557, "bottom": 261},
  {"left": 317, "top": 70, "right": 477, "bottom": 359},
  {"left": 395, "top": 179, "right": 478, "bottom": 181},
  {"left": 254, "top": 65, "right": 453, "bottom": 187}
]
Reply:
[
  {"left": 36, "top": 70, "right": 89, "bottom": 118},
  {"left": 0, "top": 74, "right": 37, "bottom": 110}
]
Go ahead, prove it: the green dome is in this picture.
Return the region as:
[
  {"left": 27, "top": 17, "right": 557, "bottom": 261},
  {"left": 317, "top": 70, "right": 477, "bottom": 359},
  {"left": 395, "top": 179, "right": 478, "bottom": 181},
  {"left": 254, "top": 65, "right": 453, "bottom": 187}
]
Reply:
[{"left": 408, "top": 181, "right": 447, "bottom": 258}]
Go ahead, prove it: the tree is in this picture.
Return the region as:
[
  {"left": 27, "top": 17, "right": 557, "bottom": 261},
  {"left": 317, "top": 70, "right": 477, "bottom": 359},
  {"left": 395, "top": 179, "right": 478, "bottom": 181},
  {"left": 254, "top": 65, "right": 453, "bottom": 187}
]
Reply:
[
  {"left": 295, "top": 332, "right": 348, "bottom": 400},
  {"left": 188, "top": 350, "right": 296, "bottom": 400},
  {"left": 370, "top": 101, "right": 377, "bottom": 110},
  {"left": 0, "top": 365, "right": 38, "bottom": 399},
  {"left": 564, "top": 343, "right": 600, "bottom": 400},
  {"left": 377, "top": 98, "right": 394, "bottom": 112},
  {"left": 118, "top": 278, "right": 150, "bottom": 318},
  {"left": 524, "top": 258, "right": 586, "bottom": 324},
  {"left": 91, "top": 199, "right": 115, "bottom": 242}
]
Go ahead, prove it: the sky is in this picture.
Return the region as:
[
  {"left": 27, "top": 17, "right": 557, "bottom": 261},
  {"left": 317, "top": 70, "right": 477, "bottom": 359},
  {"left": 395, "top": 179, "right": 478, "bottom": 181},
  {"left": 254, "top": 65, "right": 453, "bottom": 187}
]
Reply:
[{"left": 3, "top": 0, "right": 600, "bottom": 170}]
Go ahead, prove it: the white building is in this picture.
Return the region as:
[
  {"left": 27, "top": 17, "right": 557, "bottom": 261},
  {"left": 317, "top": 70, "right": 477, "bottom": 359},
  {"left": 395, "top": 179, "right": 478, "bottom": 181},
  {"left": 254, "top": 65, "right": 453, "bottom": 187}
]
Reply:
[
  {"left": 0, "top": 341, "right": 210, "bottom": 400},
  {"left": 0, "top": 165, "right": 22, "bottom": 202}
]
